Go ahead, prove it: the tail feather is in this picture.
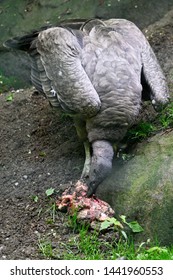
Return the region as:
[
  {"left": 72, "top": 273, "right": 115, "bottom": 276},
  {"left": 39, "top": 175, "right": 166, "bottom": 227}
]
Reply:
[
  {"left": 3, "top": 28, "right": 48, "bottom": 51},
  {"left": 3, "top": 19, "right": 86, "bottom": 52}
]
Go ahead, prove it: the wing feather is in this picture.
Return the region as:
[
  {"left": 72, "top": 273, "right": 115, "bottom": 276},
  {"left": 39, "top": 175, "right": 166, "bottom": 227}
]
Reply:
[
  {"left": 141, "top": 41, "right": 169, "bottom": 106},
  {"left": 37, "top": 27, "right": 101, "bottom": 117}
]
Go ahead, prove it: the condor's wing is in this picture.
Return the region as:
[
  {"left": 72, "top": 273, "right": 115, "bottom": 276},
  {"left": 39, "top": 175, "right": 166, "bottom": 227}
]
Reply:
[
  {"left": 37, "top": 27, "right": 101, "bottom": 117},
  {"left": 102, "top": 18, "right": 169, "bottom": 107}
]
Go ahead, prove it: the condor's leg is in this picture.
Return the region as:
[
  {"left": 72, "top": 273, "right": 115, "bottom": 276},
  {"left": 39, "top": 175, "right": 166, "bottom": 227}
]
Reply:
[
  {"left": 73, "top": 117, "right": 91, "bottom": 178},
  {"left": 81, "top": 140, "right": 91, "bottom": 178}
]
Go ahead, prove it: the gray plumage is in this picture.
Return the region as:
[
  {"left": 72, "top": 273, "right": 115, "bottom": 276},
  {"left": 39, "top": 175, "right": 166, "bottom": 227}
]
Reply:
[{"left": 4, "top": 19, "right": 169, "bottom": 196}]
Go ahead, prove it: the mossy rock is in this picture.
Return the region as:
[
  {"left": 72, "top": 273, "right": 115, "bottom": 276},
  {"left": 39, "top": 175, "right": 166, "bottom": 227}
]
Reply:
[{"left": 98, "top": 131, "right": 173, "bottom": 245}]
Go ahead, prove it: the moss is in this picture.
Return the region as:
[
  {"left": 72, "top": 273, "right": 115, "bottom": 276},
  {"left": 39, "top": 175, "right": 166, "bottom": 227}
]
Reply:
[{"left": 98, "top": 131, "right": 173, "bottom": 245}]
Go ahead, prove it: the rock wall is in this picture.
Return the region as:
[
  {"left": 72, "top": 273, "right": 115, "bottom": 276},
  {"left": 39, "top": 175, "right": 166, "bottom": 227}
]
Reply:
[
  {"left": 0, "top": 0, "right": 173, "bottom": 85},
  {"left": 98, "top": 131, "right": 173, "bottom": 245}
]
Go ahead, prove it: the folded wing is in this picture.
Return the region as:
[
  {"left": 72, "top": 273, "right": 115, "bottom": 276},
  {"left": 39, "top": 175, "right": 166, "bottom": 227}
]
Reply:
[{"left": 37, "top": 27, "right": 101, "bottom": 118}]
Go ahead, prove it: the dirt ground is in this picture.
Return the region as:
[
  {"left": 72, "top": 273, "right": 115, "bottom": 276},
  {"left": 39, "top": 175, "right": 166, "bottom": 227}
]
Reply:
[
  {"left": 0, "top": 89, "right": 87, "bottom": 259},
  {"left": 0, "top": 18, "right": 173, "bottom": 259}
]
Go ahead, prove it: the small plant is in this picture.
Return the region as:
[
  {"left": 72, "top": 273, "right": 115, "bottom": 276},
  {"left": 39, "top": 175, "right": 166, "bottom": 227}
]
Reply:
[
  {"left": 121, "top": 153, "right": 133, "bottom": 161},
  {"left": 45, "top": 188, "right": 55, "bottom": 197},
  {"left": 44, "top": 202, "right": 56, "bottom": 223},
  {"left": 39, "top": 151, "right": 46, "bottom": 157},
  {"left": 120, "top": 215, "right": 144, "bottom": 233},
  {"left": 38, "top": 240, "right": 53, "bottom": 258},
  {"left": 100, "top": 215, "right": 143, "bottom": 240},
  {"left": 45, "top": 188, "right": 56, "bottom": 223},
  {"left": 68, "top": 209, "right": 79, "bottom": 231},
  {"left": 158, "top": 102, "right": 173, "bottom": 129},
  {"left": 6, "top": 92, "right": 14, "bottom": 101},
  {"left": 32, "top": 195, "right": 39, "bottom": 202},
  {"left": 128, "top": 121, "right": 155, "bottom": 140}
]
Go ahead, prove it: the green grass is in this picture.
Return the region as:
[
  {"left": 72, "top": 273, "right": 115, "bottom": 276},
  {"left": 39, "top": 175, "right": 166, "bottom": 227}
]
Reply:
[
  {"left": 61, "top": 224, "right": 173, "bottom": 260},
  {"left": 38, "top": 215, "right": 173, "bottom": 260},
  {"left": 158, "top": 102, "right": 173, "bottom": 129},
  {"left": 127, "top": 121, "right": 155, "bottom": 141},
  {"left": 38, "top": 228, "right": 173, "bottom": 260},
  {"left": 35, "top": 190, "right": 173, "bottom": 260},
  {"left": 38, "top": 239, "right": 54, "bottom": 259}
]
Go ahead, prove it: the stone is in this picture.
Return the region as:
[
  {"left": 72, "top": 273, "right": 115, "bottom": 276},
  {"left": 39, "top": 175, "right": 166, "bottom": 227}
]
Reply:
[{"left": 97, "top": 130, "right": 173, "bottom": 245}]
